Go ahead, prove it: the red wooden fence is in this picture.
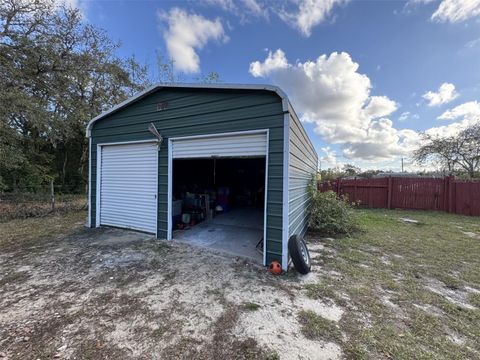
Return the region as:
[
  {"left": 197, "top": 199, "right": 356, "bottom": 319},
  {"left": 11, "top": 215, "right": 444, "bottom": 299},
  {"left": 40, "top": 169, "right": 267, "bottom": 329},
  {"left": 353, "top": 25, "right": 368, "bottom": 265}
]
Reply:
[{"left": 318, "top": 176, "right": 480, "bottom": 216}]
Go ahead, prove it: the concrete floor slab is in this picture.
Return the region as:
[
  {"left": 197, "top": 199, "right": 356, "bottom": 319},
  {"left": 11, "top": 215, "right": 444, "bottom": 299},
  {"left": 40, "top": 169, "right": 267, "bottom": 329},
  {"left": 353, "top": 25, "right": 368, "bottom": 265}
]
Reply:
[{"left": 173, "top": 208, "right": 263, "bottom": 263}]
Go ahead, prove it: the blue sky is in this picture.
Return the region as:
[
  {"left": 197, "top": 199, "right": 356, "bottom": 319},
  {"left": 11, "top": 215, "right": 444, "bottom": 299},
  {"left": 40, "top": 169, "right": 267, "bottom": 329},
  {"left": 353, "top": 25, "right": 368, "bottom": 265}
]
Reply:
[{"left": 78, "top": 0, "right": 480, "bottom": 171}]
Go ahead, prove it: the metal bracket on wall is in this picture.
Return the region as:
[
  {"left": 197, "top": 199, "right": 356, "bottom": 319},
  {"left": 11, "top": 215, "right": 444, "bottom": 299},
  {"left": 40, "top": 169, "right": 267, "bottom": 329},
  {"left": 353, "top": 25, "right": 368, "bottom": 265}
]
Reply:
[{"left": 148, "top": 123, "right": 163, "bottom": 150}]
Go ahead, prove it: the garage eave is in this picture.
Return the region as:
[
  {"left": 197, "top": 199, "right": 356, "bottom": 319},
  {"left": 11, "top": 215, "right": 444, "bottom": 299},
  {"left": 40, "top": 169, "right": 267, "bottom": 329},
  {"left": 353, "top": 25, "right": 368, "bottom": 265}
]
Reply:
[{"left": 85, "top": 83, "right": 290, "bottom": 138}]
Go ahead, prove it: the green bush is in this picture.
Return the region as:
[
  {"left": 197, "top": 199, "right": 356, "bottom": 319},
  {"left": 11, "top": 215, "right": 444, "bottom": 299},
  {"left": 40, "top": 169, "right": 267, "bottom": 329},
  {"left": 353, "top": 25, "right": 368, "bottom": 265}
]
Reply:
[{"left": 308, "top": 189, "right": 359, "bottom": 236}]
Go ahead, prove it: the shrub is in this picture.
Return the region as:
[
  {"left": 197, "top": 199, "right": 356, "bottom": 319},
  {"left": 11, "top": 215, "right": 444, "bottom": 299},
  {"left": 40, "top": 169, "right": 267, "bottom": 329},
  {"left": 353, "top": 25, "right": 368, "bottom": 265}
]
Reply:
[{"left": 308, "top": 189, "right": 359, "bottom": 236}]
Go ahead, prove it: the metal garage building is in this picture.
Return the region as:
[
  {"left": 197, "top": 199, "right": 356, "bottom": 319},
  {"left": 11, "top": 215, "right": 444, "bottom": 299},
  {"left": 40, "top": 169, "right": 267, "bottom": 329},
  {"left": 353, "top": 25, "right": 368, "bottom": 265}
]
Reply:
[{"left": 86, "top": 84, "right": 318, "bottom": 270}]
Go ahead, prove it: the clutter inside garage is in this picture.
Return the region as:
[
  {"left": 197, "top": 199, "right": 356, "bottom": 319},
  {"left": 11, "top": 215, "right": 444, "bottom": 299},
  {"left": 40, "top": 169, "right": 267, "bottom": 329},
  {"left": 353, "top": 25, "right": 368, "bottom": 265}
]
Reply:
[{"left": 172, "top": 157, "right": 266, "bottom": 261}]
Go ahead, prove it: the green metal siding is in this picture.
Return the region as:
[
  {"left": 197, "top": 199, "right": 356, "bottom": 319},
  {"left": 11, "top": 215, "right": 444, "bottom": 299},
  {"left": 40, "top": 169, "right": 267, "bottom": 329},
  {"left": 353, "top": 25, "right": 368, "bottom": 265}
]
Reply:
[
  {"left": 288, "top": 107, "right": 318, "bottom": 238},
  {"left": 90, "top": 88, "right": 286, "bottom": 264}
]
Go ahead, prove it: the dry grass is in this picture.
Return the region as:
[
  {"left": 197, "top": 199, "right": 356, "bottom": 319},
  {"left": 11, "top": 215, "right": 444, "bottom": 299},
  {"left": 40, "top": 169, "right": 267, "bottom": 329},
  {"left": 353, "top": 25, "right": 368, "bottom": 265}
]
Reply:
[
  {"left": 0, "top": 209, "right": 87, "bottom": 251},
  {"left": 0, "top": 194, "right": 87, "bottom": 221},
  {"left": 305, "top": 209, "right": 480, "bottom": 359}
]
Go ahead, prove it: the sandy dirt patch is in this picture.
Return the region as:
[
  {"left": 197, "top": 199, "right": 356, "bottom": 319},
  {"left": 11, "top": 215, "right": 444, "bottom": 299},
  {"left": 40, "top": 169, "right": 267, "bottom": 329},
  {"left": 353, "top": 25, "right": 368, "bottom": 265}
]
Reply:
[{"left": 0, "top": 226, "right": 343, "bottom": 359}]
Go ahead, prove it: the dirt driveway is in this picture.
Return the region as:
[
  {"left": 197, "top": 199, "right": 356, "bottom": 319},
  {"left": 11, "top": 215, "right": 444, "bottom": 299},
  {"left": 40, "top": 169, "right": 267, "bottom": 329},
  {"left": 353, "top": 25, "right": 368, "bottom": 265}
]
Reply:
[{"left": 0, "top": 214, "right": 342, "bottom": 360}]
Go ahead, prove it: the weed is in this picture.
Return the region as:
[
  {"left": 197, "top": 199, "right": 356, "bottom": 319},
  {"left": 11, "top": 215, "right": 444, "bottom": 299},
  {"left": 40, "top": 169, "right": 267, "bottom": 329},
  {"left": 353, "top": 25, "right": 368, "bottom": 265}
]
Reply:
[
  {"left": 305, "top": 209, "right": 480, "bottom": 359},
  {"left": 265, "top": 351, "right": 280, "bottom": 360},
  {"left": 244, "top": 302, "right": 261, "bottom": 311},
  {"left": 304, "top": 283, "right": 339, "bottom": 303},
  {"left": 0, "top": 210, "right": 87, "bottom": 252},
  {"left": 468, "top": 292, "right": 480, "bottom": 308},
  {"left": 298, "top": 310, "right": 342, "bottom": 343}
]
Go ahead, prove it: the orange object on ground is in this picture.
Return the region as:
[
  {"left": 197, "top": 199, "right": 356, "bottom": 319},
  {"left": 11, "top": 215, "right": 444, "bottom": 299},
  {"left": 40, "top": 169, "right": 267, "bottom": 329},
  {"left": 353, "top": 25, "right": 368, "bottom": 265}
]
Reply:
[{"left": 269, "top": 260, "right": 282, "bottom": 275}]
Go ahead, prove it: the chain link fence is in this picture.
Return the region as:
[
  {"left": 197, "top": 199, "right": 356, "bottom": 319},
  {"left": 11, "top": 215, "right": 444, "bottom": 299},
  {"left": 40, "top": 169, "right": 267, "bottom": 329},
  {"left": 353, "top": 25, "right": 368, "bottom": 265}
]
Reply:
[{"left": 0, "top": 181, "right": 87, "bottom": 221}]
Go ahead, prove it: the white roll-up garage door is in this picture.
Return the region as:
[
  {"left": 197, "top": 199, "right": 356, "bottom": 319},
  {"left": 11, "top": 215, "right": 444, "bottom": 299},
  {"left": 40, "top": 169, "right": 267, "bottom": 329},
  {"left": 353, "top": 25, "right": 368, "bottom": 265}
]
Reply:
[
  {"left": 172, "top": 132, "right": 267, "bottom": 159},
  {"left": 99, "top": 142, "right": 157, "bottom": 234}
]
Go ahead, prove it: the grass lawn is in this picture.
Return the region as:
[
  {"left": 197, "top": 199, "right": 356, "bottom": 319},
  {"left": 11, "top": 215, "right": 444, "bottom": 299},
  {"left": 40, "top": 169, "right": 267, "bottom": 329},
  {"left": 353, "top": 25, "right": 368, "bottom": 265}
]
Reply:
[
  {"left": 1, "top": 208, "right": 479, "bottom": 359},
  {"left": 0, "top": 210, "right": 88, "bottom": 251},
  {"left": 304, "top": 209, "right": 480, "bottom": 359}
]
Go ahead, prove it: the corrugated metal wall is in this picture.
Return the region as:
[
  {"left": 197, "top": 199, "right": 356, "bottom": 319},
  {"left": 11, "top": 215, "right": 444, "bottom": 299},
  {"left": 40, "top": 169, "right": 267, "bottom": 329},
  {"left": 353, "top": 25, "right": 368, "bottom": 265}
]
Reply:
[
  {"left": 171, "top": 132, "right": 267, "bottom": 158},
  {"left": 288, "top": 107, "right": 318, "bottom": 238},
  {"left": 99, "top": 142, "right": 158, "bottom": 233},
  {"left": 90, "top": 87, "right": 286, "bottom": 264}
]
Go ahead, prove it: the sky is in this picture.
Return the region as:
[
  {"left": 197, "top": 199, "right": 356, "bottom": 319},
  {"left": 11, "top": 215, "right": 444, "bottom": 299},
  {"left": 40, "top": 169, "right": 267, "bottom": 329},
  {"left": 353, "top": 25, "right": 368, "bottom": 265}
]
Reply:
[{"left": 72, "top": 0, "right": 480, "bottom": 171}]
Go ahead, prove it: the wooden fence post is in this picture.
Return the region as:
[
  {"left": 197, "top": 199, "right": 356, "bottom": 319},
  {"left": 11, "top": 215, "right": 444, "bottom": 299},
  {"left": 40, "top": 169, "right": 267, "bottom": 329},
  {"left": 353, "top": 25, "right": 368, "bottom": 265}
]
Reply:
[
  {"left": 353, "top": 182, "right": 357, "bottom": 202},
  {"left": 443, "top": 176, "right": 447, "bottom": 212},
  {"left": 448, "top": 175, "right": 453, "bottom": 213},
  {"left": 387, "top": 176, "right": 392, "bottom": 209},
  {"left": 50, "top": 180, "right": 55, "bottom": 211}
]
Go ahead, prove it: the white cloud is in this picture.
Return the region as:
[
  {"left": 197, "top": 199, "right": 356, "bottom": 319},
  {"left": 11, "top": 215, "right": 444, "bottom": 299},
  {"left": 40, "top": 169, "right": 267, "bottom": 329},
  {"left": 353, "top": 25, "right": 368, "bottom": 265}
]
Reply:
[
  {"left": 415, "top": 101, "right": 480, "bottom": 139},
  {"left": 252, "top": 50, "right": 373, "bottom": 143},
  {"left": 51, "top": 0, "right": 88, "bottom": 17},
  {"left": 407, "top": 0, "right": 480, "bottom": 23},
  {"left": 320, "top": 147, "right": 338, "bottom": 169},
  {"left": 201, "top": 0, "right": 268, "bottom": 21},
  {"left": 278, "top": 0, "right": 347, "bottom": 37},
  {"left": 249, "top": 49, "right": 423, "bottom": 162},
  {"left": 249, "top": 50, "right": 480, "bottom": 166},
  {"left": 398, "top": 112, "right": 420, "bottom": 122},
  {"left": 465, "top": 37, "right": 480, "bottom": 49},
  {"left": 201, "top": 0, "right": 237, "bottom": 12},
  {"left": 438, "top": 100, "right": 480, "bottom": 121},
  {"left": 343, "top": 124, "right": 419, "bottom": 161},
  {"left": 241, "top": 0, "right": 265, "bottom": 16},
  {"left": 159, "top": 8, "right": 228, "bottom": 74},
  {"left": 364, "top": 96, "right": 398, "bottom": 119},
  {"left": 422, "top": 82, "right": 459, "bottom": 106},
  {"left": 432, "top": 0, "right": 480, "bottom": 23},
  {"left": 203, "top": 0, "right": 345, "bottom": 35},
  {"left": 249, "top": 49, "right": 289, "bottom": 77},
  {"left": 399, "top": 111, "right": 410, "bottom": 122},
  {"left": 61, "top": 0, "right": 81, "bottom": 9},
  {"left": 408, "top": 0, "right": 436, "bottom": 3}
]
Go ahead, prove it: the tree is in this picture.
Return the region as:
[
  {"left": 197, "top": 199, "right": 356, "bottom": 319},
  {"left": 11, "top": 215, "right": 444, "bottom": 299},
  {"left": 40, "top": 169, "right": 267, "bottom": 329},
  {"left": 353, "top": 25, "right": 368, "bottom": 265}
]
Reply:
[
  {"left": 319, "top": 168, "right": 344, "bottom": 181},
  {"left": 414, "top": 123, "right": 480, "bottom": 178},
  {"left": 196, "top": 71, "right": 222, "bottom": 84},
  {"left": 1, "top": 1, "right": 222, "bottom": 192},
  {"left": 0, "top": 0, "right": 149, "bottom": 191},
  {"left": 154, "top": 50, "right": 221, "bottom": 84},
  {"left": 319, "top": 164, "right": 365, "bottom": 181},
  {"left": 456, "top": 124, "right": 480, "bottom": 177},
  {"left": 357, "top": 169, "right": 383, "bottom": 179},
  {"left": 342, "top": 164, "right": 361, "bottom": 177}
]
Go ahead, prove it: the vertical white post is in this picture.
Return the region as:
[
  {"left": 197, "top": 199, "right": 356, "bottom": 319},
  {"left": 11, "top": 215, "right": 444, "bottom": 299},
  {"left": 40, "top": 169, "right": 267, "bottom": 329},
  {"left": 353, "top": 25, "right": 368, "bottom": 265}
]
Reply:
[
  {"left": 50, "top": 180, "right": 55, "bottom": 211},
  {"left": 167, "top": 139, "right": 173, "bottom": 240}
]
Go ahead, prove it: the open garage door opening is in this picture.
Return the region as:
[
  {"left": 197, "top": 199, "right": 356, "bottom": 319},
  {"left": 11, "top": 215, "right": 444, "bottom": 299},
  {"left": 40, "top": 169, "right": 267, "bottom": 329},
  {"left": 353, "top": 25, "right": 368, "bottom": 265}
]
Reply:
[{"left": 171, "top": 157, "right": 266, "bottom": 264}]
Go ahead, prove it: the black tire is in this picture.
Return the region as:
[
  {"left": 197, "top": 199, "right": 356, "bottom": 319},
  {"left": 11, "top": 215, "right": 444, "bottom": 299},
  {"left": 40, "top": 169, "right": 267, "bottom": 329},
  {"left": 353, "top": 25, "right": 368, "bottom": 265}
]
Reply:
[{"left": 288, "top": 235, "right": 311, "bottom": 274}]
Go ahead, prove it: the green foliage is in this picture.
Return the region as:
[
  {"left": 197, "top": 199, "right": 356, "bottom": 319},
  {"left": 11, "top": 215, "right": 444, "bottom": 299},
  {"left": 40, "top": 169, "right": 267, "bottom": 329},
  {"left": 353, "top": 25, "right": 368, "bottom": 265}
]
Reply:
[
  {"left": 304, "top": 283, "right": 340, "bottom": 303},
  {"left": 0, "top": 1, "right": 223, "bottom": 193},
  {"left": 319, "top": 165, "right": 384, "bottom": 181},
  {"left": 319, "top": 168, "right": 345, "bottom": 181},
  {"left": 342, "top": 163, "right": 361, "bottom": 177},
  {"left": 308, "top": 189, "right": 359, "bottom": 236},
  {"left": 243, "top": 302, "right": 261, "bottom": 311},
  {"left": 298, "top": 310, "right": 342, "bottom": 343},
  {"left": 414, "top": 123, "right": 480, "bottom": 178},
  {"left": 0, "top": 0, "right": 149, "bottom": 191}
]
